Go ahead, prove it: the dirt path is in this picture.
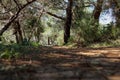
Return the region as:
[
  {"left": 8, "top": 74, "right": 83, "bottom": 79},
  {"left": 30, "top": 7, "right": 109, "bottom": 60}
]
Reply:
[{"left": 0, "top": 46, "right": 120, "bottom": 80}]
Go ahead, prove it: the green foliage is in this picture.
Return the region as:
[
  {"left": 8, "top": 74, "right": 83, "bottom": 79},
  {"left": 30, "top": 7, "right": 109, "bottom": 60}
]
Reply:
[
  {"left": 71, "top": 16, "right": 120, "bottom": 47},
  {"left": 1, "top": 0, "right": 120, "bottom": 47},
  {"left": 101, "top": 24, "right": 120, "bottom": 41},
  {"left": 21, "top": 38, "right": 40, "bottom": 47},
  {"left": 56, "top": 30, "right": 64, "bottom": 45},
  {"left": 0, "top": 44, "right": 22, "bottom": 59},
  {"left": 23, "top": 16, "right": 45, "bottom": 43},
  {"left": 0, "top": 48, "right": 20, "bottom": 59},
  {"left": 88, "top": 39, "right": 120, "bottom": 48},
  {"left": 22, "top": 38, "right": 31, "bottom": 46},
  {"left": 0, "top": 42, "right": 41, "bottom": 60},
  {"left": 26, "top": 17, "right": 37, "bottom": 27}
]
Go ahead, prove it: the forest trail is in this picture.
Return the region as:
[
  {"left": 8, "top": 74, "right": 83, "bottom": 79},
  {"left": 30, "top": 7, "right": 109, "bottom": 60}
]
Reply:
[{"left": 0, "top": 46, "right": 120, "bottom": 80}]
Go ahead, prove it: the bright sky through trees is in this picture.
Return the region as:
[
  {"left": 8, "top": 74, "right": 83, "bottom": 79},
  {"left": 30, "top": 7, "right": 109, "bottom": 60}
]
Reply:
[
  {"left": 99, "top": 8, "right": 116, "bottom": 25},
  {"left": 64, "top": 0, "right": 114, "bottom": 25}
]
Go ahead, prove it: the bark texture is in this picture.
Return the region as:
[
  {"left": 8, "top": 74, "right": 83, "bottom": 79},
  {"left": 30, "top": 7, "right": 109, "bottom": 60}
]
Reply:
[{"left": 64, "top": 0, "right": 73, "bottom": 44}]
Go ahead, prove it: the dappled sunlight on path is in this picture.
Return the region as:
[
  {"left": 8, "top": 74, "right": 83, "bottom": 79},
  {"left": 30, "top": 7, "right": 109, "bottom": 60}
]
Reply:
[{"left": 0, "top": 46, "right": 120, "bottom": 80}]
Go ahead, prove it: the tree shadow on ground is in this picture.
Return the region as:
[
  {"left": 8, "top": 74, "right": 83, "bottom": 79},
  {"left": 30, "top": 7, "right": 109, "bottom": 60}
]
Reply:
[{"left": 0, "top": 46, "right": 120, "bottom": 80}]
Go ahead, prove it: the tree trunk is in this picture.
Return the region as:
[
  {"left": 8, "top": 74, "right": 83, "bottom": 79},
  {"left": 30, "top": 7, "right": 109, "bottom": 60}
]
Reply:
[
  {"left": 64, "top": 0, "right": 73, "bottom": 44},
  {"left": 13, "top": 20, "right": 23, "bottom": 44},
  {"left": 111, "top": 0, "right": 120, "bottom": 26},
  {"left": 93, "top": 0, "right": 104, "bottom": 20},
  {"left": 48, "top": 37, "right": 50, "bottom": 45}
]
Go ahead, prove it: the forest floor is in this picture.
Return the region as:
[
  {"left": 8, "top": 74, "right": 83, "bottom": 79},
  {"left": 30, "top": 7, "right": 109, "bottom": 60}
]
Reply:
[{"left": 0, "top": 46, "right": 120, "bottom": 80}]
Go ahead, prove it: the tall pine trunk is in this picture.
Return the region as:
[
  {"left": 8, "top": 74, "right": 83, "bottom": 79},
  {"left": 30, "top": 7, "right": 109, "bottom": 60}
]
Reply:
[{"left": 64, "top": 0, "right": 73, "bottom": 44}]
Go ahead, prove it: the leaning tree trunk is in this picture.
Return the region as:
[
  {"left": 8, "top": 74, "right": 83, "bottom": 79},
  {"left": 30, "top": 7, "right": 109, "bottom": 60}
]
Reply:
[
  {"left": 93, "top": 0, "right": 104, "bottom": 20},
  {"left": 64, "top": 0, "right": 73, "bottom": 44}
]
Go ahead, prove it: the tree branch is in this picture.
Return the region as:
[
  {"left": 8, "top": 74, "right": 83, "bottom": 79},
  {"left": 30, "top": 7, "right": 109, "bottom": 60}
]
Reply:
[
  {"left": 13, "top": 0, "right": 21, "bottom": 9},
  {"left": 0, "top": 0, "right": 36, "bottom": 36},
  {"left": 30, "top": 4, "right": 65, "bottom": 20},
  {"left": 46, "top": 11, "right": 65, "bottom": 20}
]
